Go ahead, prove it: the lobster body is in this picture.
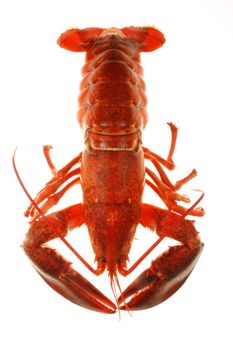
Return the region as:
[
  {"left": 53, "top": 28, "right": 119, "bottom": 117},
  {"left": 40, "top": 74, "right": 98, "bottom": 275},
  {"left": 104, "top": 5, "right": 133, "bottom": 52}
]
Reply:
[
  {"left": 78, "top": 31, "right": 148, "bottom": 274},
  {"left": 16, "top": 27, "right": 205, "bottom": 314}
]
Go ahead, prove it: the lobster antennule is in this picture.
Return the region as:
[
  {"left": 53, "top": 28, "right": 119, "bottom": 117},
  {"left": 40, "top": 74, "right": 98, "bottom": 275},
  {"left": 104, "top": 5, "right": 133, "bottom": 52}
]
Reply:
[
  {"left": 110, "top": 271, "right": 131, "bottom": 316},
  {"left": 110, "top": 273, "right": 120, "bottom": 311}
]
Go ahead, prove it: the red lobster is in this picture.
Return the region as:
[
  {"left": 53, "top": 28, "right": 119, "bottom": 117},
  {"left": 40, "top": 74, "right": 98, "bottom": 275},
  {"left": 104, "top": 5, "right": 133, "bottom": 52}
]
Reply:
[{"left": 14, "top": 26, "right": 205, "bottom": 314}]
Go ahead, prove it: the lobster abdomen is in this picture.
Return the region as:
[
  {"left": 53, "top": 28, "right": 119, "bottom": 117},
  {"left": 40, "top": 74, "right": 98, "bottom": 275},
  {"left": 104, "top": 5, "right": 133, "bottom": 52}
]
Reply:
[{"left": 77, "top": 37, "right": 148, "bottom": 134}]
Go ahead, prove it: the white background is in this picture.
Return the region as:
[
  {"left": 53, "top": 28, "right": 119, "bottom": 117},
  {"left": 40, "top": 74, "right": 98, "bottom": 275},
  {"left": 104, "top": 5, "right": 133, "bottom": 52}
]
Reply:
[{"left": 1, "top": 0, "right": 232, "bottom": 349}]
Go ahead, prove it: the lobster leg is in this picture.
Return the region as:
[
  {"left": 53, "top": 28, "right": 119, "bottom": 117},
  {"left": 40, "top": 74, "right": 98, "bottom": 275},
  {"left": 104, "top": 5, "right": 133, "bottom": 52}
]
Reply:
[
  {"left": 143, "top": 122, "right": 198, "bottom": 197},
  {"left": 144, "top": 149, "right": 197, "bottom": 191},
  {"left": 43, "top": 147, "right": 82, "bottom": 178},
  {"left": 23, "top": 203, "right": 116, "bottom": 313},
  {"left": 118, "top": 203, "right": 203, "bottom": 310},
  {"left": 143, "top": 122, "right": 178, "bottom": 173},
  {"left": 143, "top": 123, "right": 204, "bottom": 217},
  {"left": 28, "top": 174, "right": 81, "bottom": 221},
  {"left": 26, "top": 150, "right": 82, "bottom": 218},
  {"left": 145, "top": 168, "right": 204, "bottom": 217}
]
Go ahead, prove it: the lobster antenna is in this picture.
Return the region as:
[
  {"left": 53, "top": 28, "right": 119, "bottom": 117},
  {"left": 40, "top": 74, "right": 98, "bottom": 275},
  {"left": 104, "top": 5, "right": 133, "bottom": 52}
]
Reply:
[{"left": 13, "top": 148, "right": 41, "bottom": 215}]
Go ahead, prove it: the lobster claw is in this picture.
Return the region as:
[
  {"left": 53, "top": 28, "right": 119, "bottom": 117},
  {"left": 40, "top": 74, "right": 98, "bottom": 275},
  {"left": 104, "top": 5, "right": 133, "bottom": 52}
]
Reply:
[
  {"left": 35, "top": 265, "right": 116, "bottom": 314},
  {"left": 118, "top": 243, "right": 204, "bottom": 310},
  {"left": 22, "top": 205, "right": 117, "bottom": 314}
]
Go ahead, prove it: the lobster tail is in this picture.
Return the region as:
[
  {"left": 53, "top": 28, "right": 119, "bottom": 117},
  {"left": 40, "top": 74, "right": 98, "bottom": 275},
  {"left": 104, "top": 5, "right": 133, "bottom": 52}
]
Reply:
[{"left": 58, "top": 26, "right": 165, "bottom": 53}]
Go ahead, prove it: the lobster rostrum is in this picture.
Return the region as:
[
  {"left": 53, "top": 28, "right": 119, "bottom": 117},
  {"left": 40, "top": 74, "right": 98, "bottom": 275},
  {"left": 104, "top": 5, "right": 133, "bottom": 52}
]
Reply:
[{"left": 15, "top": 26, "right": 205, "bottom": 314}]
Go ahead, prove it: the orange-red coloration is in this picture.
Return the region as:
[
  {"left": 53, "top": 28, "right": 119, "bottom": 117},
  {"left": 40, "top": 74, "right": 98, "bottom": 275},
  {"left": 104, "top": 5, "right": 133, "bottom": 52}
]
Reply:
[{"left": 16, "top": 27, "right": 204, "bottom": 314}]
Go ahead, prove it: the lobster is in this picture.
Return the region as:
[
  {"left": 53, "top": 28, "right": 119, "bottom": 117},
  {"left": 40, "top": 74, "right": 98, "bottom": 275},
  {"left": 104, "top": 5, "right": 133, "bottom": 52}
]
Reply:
[{"left": 14, "top": 26, "right": 205, "bottom": 314}]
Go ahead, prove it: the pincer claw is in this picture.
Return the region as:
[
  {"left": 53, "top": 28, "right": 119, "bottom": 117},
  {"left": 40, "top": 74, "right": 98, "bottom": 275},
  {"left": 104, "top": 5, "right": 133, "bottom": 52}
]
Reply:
[
  {"left": 118, "top": 243, "right": 204, "bottom": 310},
  {"left": 38, "top": 267, "right": 116, "bottom": 314}
]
